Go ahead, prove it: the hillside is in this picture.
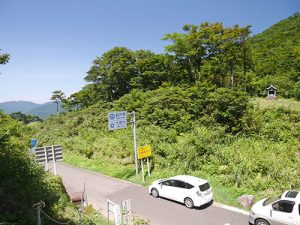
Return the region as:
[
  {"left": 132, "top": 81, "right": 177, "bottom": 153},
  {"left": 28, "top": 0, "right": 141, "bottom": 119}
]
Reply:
[
  {"left": 0, "top": 101, "right": 64, "bottom": 119},
  {"left": 0, "top": 101, "right": 39, "bottom": 114},
  {"left": 36, "top": 86, "right": 300, "bottom": 207},
  {"left": 28, "top": 102, "right": 65, "bottom": 119},
  {"left": 250, "top": 12, "right": 300, "bottom": 97}
]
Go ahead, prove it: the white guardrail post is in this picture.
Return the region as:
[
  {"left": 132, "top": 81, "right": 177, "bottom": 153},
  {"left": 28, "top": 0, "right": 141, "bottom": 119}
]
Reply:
[{"left": 107, "top": 199, "right": 121, "bottom": 225}]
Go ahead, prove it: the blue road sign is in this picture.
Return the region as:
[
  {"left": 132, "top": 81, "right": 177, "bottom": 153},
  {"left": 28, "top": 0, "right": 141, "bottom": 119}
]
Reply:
[
  {"left": 31, "top": 139, "right": 38, "bottom": 148},
  {"left": 108, "top": 111, "right": 127, "bottom": 130}
]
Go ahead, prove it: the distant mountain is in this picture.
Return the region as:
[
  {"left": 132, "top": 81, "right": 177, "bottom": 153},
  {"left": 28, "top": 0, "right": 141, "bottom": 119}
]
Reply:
[
  {"left": 0, "top": 101, "right": 64, "bottom": 119},
  {"left": 27, "top": 102, "right": 64, "bottom": 119},
  {"left": 0, "top": 101, "right": 39, "bottom": 114}
]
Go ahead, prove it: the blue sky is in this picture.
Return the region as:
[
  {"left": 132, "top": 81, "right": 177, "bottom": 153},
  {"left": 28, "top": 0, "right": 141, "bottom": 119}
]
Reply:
[{"left": 0, "top": 0, "right": 299, "bottom": 103}]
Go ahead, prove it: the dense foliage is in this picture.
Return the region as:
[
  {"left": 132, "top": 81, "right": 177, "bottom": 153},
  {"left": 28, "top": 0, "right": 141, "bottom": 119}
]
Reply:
[
  {"left": 36, "top": 85, "right": 300, "bottom": 206},
  {"left": 250, "top": 13, "right": 300, "bottom": 97},
  {"left": 0, "top": 112, "right": 77, "bottom": 224},
  {"left": 63, "top": 22, "right": 254, "bottom": 110},
  {"left": 0, "top": 50, "right": 10, "bottom": 65},
  {"left": 63, "top": 14, "right": 299, "bottom": 112},
  {"left": 10, "top": 111, "right": 42, "bottom": 124},
  {"left": 37, "top": 14, "right": 300, "bottom": 208}
]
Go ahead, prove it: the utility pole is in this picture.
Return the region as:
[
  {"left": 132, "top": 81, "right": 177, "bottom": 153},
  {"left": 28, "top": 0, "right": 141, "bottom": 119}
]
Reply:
[
  {"left": 132, "top": 111, "right": 138, "bottom": 176},
  {"left": 54, "top": 100, "right": 59, "bottom": 116}
]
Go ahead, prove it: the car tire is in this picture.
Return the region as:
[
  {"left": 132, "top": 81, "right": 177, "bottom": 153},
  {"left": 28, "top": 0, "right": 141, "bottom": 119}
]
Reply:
[
  {"left": 255, "top": 219, "right": 270, "bottom": 225},
  {"left": 184, "top": 197, "right": 194, "bottom": 208},
  {"left": 151, "top": 188, "right": 159, "bottom": 198}
]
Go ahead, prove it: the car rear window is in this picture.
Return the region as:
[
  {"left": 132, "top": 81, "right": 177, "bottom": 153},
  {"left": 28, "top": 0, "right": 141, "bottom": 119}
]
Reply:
[{"left": 199, "top": 182, "right": 210, "bottom": 192}]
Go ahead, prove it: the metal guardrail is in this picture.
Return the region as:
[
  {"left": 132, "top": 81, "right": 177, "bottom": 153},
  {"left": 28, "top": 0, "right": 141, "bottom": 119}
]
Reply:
[
  {"left": 35, "top": 145, "right": 63, "bottom": 164},
  {"left": 34, "top": 145, "right": 63, "bottom": 175}
]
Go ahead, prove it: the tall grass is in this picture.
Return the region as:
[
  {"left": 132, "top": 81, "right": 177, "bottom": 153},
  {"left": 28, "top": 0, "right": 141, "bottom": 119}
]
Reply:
[{"left": 252, "top": 97, "right": 300, "bottom": 111}]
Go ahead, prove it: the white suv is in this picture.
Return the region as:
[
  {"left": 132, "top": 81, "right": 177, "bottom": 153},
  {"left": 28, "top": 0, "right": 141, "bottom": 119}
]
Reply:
[
  {"left": 249, "top": 190, "right": 300, "bottom": 225},
  {"left": 148, "top": 175, "right": 213, "bottom": 208}
]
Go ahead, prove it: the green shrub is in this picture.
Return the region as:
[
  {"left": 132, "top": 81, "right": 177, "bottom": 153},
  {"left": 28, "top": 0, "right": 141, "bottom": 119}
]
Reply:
[{"left": 0, "top": 112, "right": 78, "bottom": 224}]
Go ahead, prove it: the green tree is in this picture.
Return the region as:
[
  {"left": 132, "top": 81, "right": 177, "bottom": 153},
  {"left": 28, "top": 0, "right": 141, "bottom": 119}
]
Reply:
[
  {"left": 0, "top": 50, "right": 10, "bottom": 65},
  {"left": 50, "top": 90, "right": 65, "bottom": 115},
  {"left": 163, "top": 24, "right": 206, "bottom": 84},
  {"left": 85, "top": 47, "right": 137, "bottom": 101},
  {"left": 62, "top": 85, "right": 97, "bottom": 111},
  {"left": 132, "top": 50, "right": 170, "bottom": 90},
  {"left": 10, "top": 112, "right": 42, "bottom": 124},
  {"left": 206, "top": 88, "right": 250, "bottom": 132},
  {"left": 163, "top": 22, "right": 252, "bottom": 88},
  {"left": 294, "top": 81, "right": 300, "bottom": 100},
  {"left": 0, "top": 50, "right": 10, "bottom": 75}
]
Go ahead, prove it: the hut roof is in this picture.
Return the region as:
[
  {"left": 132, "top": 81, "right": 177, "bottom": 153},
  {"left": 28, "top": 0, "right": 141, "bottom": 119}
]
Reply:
[{"left": 266, "top": 85, "right": 277, "bottom": 90}]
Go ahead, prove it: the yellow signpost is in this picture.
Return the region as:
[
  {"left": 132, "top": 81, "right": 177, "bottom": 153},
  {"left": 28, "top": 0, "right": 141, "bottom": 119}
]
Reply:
[
  {"left": 138, "top": 145, "right": 152, "bottom": 159},
  {"left": 138, "top": 145, "right": 152, "bottom": 182}
]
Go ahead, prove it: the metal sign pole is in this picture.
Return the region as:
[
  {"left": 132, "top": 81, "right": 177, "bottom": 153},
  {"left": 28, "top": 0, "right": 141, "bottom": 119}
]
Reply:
[
  {"left": 141, "top": 159, "right": 145, "bottom": 182},
  {"left": 51, "top": 146, "right": 57, "bottom": 175},
  {"left": 147, "top": 157, "right": 151, "bottom": 176},
  {"left": 132, "top": 111, "right": 138, "bottom": 176}
]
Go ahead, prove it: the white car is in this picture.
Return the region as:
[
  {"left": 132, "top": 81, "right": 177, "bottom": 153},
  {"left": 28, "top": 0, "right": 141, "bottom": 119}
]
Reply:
[
  {"left": 249, "top": 190, "right": 300, "bottom": 225},
  {"left": 148, "top": 175, "right": 213, "bottom": 208}
]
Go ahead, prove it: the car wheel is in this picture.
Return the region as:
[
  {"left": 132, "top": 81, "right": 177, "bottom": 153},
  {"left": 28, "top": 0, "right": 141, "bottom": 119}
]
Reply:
[
  {"left": 255, "top": 219, "right": 270, "bottom": 225},
  {"left": 151, "top": 188, "right": 159, "bottom": 198},
  {"left": 184, "top": 197, "right": 194, "bottom": 208}
]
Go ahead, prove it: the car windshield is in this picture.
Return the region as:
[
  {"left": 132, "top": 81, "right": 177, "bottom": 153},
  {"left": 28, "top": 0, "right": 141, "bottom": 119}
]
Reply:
[
  {"left": 263, "top": 195, "right": 281, "bottom": 206},
  {"left": 199, "top": 182, "right": 210, "bottom": 192}
]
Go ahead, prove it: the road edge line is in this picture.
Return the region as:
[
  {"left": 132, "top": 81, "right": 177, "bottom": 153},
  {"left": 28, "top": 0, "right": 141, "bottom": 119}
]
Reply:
[{"left": 213, "top": 202, "right": 249, "bottom": 215}]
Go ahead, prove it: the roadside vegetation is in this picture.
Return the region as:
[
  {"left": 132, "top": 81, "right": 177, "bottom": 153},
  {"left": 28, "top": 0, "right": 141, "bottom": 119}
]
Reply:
[
  {"left": 36, "top": 85, "right": 300, "bottom": 208},
  {"left": 0, "top": 111, "right": 108, "bottom": 224}
]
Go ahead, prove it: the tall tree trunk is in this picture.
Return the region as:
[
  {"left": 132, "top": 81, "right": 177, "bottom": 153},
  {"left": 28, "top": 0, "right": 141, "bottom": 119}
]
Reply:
[
  {"left": 243, "top": 46, "right": 247, "bottom": 91},
  {"left": 230, "top": 62, "right": 234, "bottom": 89},
  {"left": 188, "top": 57, "right": 201, "bottom": 84}
]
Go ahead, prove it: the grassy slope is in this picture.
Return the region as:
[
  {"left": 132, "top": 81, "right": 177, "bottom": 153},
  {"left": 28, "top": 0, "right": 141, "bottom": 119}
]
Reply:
[
  {"left": 249, "top": 13, "right": 300, "bottom": 97},
  {"left": 252, "top": 97, "right": 300, "bottom": 111},
  {"left": 35, "top": 96, "right": 300, "bottom": 210}
]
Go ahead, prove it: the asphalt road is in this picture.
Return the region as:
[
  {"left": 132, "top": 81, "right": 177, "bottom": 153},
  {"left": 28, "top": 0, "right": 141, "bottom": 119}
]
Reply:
[{"left": 54, "top": 162, "right": 249, "bottom": 225}]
